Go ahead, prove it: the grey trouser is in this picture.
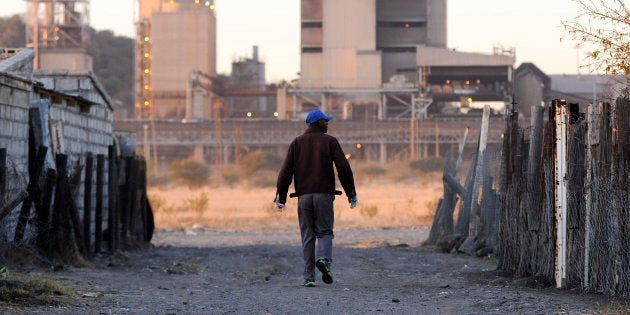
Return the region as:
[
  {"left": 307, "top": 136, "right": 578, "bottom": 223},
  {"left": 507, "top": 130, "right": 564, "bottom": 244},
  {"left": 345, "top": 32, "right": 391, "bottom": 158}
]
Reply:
[{"left": 297, "top": 193, "right": 335, "bottom": 280}]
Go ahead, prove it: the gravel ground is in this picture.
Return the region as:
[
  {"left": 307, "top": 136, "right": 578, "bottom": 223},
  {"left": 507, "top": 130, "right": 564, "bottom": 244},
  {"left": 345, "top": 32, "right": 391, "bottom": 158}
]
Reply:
[{"left": 2, "top": 227, "right": 626, "bottom": 314}]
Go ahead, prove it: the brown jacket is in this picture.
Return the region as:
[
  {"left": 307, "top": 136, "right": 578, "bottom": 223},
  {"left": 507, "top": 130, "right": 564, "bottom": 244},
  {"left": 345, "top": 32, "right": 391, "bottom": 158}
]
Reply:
[{"left": 275, "top": 126, "right": 356, "bottom": 204}]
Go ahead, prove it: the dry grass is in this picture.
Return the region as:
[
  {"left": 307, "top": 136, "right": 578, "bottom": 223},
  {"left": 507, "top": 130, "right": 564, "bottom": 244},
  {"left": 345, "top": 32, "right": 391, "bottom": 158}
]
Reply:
[
  {"left": 0, "top": 272, "right": 76, "bottom": 306},
  {"left": 148, "top": 167, "right": 444, "bottom": 232}
]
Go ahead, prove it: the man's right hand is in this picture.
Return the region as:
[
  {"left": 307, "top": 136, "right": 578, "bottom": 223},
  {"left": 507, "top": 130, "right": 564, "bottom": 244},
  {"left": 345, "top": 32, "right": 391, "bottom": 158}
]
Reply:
[
  {"left": 275, "top": 193, "right": 285, "bottom": 212},
  {"left": 348, "top": 195, "right": 358, "bottom": 209}
]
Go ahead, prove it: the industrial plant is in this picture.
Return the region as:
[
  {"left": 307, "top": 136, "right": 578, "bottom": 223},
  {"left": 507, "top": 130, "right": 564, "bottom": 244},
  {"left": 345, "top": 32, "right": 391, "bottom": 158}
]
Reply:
[{"left": 10, "top": 0, "right": 620, "bottom": 168}]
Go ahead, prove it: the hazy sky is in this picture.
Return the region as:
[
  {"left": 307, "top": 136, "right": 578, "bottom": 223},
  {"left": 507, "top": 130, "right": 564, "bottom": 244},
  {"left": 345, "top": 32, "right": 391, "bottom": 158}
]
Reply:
[{"left": 3, "top": 0, "right": 587, "bottom": 82}]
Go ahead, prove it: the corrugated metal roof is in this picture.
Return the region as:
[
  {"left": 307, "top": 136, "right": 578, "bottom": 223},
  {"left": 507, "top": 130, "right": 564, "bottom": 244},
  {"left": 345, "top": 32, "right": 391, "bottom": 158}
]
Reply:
[
  {"left": 549, "top": 74, "right": 625, "bottom": 94},
  {"left": 417, "top": 46, "right": 514, "bottom": 66},
  {"left": 0, "top": 48, "right": 35, "bottom": 75}
]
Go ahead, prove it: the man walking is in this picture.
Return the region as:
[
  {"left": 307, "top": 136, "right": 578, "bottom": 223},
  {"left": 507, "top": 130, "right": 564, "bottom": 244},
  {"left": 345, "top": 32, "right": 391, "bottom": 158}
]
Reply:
[{"left": 275, "top": 109, "right": 358, "bottom": 287}]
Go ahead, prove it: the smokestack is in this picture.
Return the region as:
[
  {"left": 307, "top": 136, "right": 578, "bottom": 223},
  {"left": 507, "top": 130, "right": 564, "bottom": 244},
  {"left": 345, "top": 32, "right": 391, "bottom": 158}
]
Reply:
[{"left": 253, "top": 45, "right": 258, "bottom": 62}]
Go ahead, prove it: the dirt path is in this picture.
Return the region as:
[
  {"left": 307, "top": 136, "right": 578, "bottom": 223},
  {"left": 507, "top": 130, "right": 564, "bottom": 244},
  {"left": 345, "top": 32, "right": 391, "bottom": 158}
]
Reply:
[{"left": 5, "top": 228, "right": 624, "bottom": 314}]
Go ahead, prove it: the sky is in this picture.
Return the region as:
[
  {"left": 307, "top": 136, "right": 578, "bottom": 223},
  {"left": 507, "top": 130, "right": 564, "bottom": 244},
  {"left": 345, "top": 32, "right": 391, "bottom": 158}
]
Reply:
[{"left": 2, "top": 0, "right": 588, "bottom": 83}]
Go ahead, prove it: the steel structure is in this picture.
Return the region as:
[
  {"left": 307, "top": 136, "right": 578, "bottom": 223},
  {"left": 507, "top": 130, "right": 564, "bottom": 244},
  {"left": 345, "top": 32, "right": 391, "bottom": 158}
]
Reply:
[
  {"left": 136, "top": 19, "right": 152, "bottom": 119},
  {"left": 26, "top": 0, "right": 91, "bottom": 71},
  {"left": 115, "top": 116, "right": 504, "bottom": 165}
]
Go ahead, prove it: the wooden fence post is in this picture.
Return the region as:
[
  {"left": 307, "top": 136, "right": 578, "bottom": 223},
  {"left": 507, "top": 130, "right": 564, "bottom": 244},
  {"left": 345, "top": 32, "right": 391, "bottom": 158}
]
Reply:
[
  {"left": 553, "top": 99, "right": 568, "bottom": 289},
  {"left": 471, "top": 105, "right": 490, "bottom": 234},
  {"left": 128, "top": 158, "right": 140, "bottom": 241},
  {"left": 51, "top": 154, "right": 67, "bottom": 256},
  {"left": 95, "top": 154, "right": 104, "bottom": 253},
  {"left": 0, "top": 148, "right": 6, "bottom": 200},
  {"left": 35, "top": 168, "right": 56, "bottom": 253},
  {"left": 15, "top": 146, "right": 47, "bottom": 242},
  {"left": 462, "top": 105, "right": 490, "bottom": 252},
  {"left": 583, "top": 103, "right": 596, "bottom": 289},
  {"left": 527, "top": 106, "right": 545, "bottom": 272},
  {"left": 107, "top": 145, "right": 119, "bottom": 252},
  {"left": 83, "top": 152, "right": 93, "bottom": 259}
]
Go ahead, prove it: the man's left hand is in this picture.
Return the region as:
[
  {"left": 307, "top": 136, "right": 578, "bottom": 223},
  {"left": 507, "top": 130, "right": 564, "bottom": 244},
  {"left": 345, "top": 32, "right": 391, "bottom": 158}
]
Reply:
[{"left": 348, "top": 195, "right": 358, "bottom": 209}]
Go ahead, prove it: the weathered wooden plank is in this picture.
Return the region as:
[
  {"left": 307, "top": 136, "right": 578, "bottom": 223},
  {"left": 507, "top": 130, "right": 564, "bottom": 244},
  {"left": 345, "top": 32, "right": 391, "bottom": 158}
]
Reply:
[
  {"left": 94, "top": 154, "right": 104, "bottom": 253},
  {"left": 15, "top": 146, "right": 47, "bottom": 242},
  {"left": 83, "top": 152, "right": 93, "bottom": 260}
]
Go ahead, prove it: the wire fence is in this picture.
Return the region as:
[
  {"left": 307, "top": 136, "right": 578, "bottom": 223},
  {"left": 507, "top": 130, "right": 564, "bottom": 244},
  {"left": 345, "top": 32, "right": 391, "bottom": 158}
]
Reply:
[
  {"left": 0, "top": 146, "right": 153, "bottom": 265},
  {"left": 499, "top": 97, "right": 630, "bottom": 295}
]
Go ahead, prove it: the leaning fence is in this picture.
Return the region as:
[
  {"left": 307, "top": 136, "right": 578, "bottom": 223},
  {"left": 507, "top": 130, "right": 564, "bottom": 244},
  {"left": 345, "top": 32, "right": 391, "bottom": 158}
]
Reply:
[{"left": 427, "top": 97, "right": 630, "bottom": 296}]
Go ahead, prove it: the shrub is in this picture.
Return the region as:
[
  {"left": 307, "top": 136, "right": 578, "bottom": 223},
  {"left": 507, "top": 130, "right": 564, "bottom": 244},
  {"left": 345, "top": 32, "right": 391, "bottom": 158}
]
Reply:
[
  {"left": 240, "top": 150, "right": 284, "bottom": 176},
  {"left": 356, "top": 163, "right": 386, "bottom": 182},
  {"left": 147, "top": 194, "right": 166, "bottom": 214},
  {"left": 147, "top": 172, "right": 170, "bottom": 187},
  {"left": 167, "top": 158, "right": 211, "bottom": 189},
  {"left": 359, "top": 204, "right": 379, "bottom": 219},
  {"left": 409, "top": 157, "right": 444, "bottom": 173},
  {"left": 425, "top": 197, "right": 440, "bottom": 218},
  {"left": 250, "top": 170, "right": 278, "bottom": 187},
  {"left": 184, "top": 192, "right": 209, "bottom": 219},
  {"left": 219, "top": 166, "right": 241, "bottom": 187}
]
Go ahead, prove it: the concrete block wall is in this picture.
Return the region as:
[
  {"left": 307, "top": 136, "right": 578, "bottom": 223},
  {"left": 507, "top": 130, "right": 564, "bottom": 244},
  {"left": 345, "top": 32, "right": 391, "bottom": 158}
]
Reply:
[
  {"left": 1, "top": 53, "right": 118, "bottom": 247},
  {"left": 40, "top": 73, "right": 115, "bottom": 245},
  {"left": 0, "top": 75, "right": 32, "bottom": 241},
  {"left": 45, "top": 101, "right": 113, "bottom": 247}
]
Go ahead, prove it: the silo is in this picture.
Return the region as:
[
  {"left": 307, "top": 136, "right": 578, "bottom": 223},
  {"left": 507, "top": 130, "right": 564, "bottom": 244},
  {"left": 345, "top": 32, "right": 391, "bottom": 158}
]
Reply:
[{"left": 137, "top": 0, "right": 217, "bottom": 119}]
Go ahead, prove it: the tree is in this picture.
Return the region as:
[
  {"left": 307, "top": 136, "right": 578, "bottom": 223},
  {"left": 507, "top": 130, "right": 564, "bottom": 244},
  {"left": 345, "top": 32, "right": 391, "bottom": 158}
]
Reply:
[
  {"left": 562, "top": 0, "right": 630, "bottom": 79},
  {"left": 88, "top": 29, "right": 135, "bottom": 108},
  {"left": 0, "top": 15, "right": 26, "bottom": 47},
  {"left": 167, "top": 158, "right": 211, "bottom": 189}
]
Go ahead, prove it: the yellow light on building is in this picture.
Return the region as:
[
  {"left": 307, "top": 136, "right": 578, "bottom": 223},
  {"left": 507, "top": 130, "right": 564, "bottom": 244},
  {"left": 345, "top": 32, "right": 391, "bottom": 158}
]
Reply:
[
  {"left": 345, "top": 154, "right": 351, "bottom": 159},
  {"left": 467, "top": 97, "right": 473, "bottom": 103},
  {"left": 144, "top": 53, "right": 150, "bottom": 58},
  {"left": 144, "top": 69, "right": 150, "bottom": 74},
  {"left": 210, "top": 4, "right": 215, "bottom": 10},
  {"left": 143, "top": 36, "right": 150, "bottom": 42},
  {"left": 195, "top": 0, "right": 199, "bottom": 3},
  {"left": 356, "top": 143, "right": 362, "bottom": 149},
  {"left": 144, "top": 101, "right": 150, "bottom": 106},
  {"left": 144, "top": 85, "right": 150, "bottom": 90}
]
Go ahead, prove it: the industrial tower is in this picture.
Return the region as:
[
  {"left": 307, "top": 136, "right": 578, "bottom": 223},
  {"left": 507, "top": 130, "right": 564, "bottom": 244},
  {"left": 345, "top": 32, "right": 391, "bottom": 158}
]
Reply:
[
  {"left": 136, "top": 0, "right": 217, "bottom": 120},
  {"left": 26, "top": 0, "right": 92, "bottom": 72}
]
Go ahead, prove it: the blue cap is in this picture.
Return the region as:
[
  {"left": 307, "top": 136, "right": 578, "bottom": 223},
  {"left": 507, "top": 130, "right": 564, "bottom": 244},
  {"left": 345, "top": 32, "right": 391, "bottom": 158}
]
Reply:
[{"left": 305, "top": 110, "right": 333, "bottom": 126}]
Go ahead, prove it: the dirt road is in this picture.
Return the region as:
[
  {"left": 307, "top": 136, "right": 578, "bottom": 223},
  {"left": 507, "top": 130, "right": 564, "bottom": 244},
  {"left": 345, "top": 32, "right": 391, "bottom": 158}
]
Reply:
[{"left": 4, "top": 228, "right": 624, "bottom": 314}]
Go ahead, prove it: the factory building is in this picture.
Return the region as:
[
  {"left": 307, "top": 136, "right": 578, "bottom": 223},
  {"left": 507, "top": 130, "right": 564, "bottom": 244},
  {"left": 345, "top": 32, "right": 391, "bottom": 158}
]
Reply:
[
  {"left": 285, "top": 0, "right": 514, "bottom": 121},
  {"left": 224, "top": 46, "right": 276, "bottom": 118},
  {"left": 299, "top": 0, "right": 446, "bottom": 89},
  {"left": 136, "top": 0, "right": 217, "bottom": 120}
]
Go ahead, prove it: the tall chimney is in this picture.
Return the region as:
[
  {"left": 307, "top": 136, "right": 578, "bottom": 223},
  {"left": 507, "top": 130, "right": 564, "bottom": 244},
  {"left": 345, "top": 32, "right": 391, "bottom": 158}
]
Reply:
[{"left": 253, "top": 45, "right": 258, "bottom": 62}]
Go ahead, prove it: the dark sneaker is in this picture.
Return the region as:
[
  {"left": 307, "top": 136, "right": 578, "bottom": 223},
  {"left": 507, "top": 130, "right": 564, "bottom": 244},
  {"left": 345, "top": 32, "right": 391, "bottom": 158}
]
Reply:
[
  {"left": 316, "top": 258, "right": 333, "bottom": 284},
  {"left": 303, "top": 278, "right": 316, "bottom": 287}
]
